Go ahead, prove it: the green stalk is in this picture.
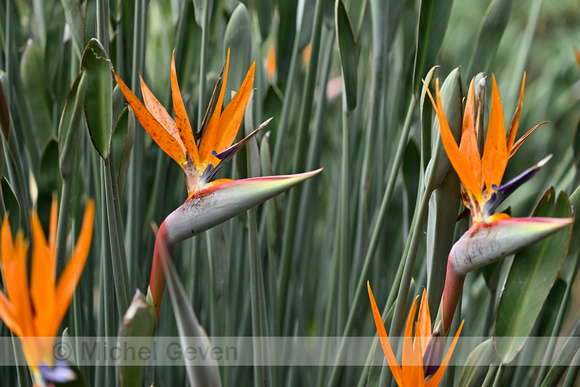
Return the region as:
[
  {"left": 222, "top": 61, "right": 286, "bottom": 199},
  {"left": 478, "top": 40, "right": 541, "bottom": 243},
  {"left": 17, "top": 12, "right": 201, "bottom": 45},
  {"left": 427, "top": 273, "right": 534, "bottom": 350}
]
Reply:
[
  {"left": 326, "top": 97, "right": 417, "bottom": 386},
  {"left": 277, "top": 0, "right": 324, "bottom": 334},
  {"left": 533, "top": 282, "right": 573, "bottom": 386},
  {"left": 562, "top": 350, "right": 580, "bottom": 387},
  {"left": 540, "top": 312, "right": 580, "bottom": 386},
  {"left": 271, "top": 17, "right": 304, "bottom": 172},
  {"left": 197, "top": 0, "right": 211, "bottom": 128},
  {"left": 482, "top": 364, "right": 499, "bottom": 387},
  {"left": 338, "top": 111, "right": 351, "bottom": 331},
  {"left": 104, "top": 157, "right": 131, "bottom": 315},
  {"left": 127, "top": 0, "right": 147, "bottom": 280},
  {"left": 55, "top": 177, "right": 73, "bottom": 270}
]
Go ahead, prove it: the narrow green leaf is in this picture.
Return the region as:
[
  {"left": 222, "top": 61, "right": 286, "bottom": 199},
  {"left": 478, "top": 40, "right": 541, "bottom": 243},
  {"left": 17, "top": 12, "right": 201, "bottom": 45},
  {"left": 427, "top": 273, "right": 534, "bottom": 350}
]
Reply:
[
  {"left": 37, "top": 138, "right": 61, "bottom": 227},
  {"left": 413, "top": 0, "right": 454, "bottom": 95},
  {"left": 20, "top": 41, "right": 52, "bottom": 148},
  {"left": 111, "top": 106, "right": 135, "bottom": 204},
  {"left": 58, "top": 71, "right": 87, "bottom": 180},
  {"left": 256, "top": 0, "right": 273, "bottom": 41},
  {"left": 348, "top": 0, "right": 367, "bottom": 41},
  {"left": 466, "top": 0, "right": 515, "bottom": 79},
  {"left": 0, "top": 177, "right": 20, "bottom": 234},
  {"left": 560, "top": 185, "right": 580, "bottom": 284},
  {"left": 161, "top": 247, "right": 222, "bottom": 387},
  {"left": 81, "top": 39, "right": 113, "bottom": 159},
  {"left": 118, "top": 291, "right": 156, "bottom": 387},
  {"left": 456, "top": 339, "right": 497, "bottom": 387},
  {"left": 60, "top": 0, "right": 84, "bottom": 57},
  {"left": 82, "top": 0, "right": 97, "bottom": 47},
  {"left": 495, "top": 189, "right": 573, "bottom": 363},
  {"left": 335, "top": 0, "right": 357, "bottom": 112},
  {"left": 223, "top": 3, "right": 252, "bottom": 100},
  {"left": 426, "top": 168, "right": 460, "bottom": 313},
  {"left": 192, "top": 0, "right": 204, "bottom": 27},
  {"left": 0, "top": 76, "right": 10, "bottom": 140}
]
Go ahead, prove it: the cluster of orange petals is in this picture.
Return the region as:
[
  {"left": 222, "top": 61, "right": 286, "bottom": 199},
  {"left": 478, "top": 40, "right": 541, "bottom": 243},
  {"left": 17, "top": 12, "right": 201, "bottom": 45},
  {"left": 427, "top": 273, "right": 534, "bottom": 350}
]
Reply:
[
  {"left": 113, "top": 50, "right": 255, "bottom": 198},
  {"left": 425, "top": 74, "right": 543, "bottom": 224},
  {"left": 0, "top": 198, "right": 94, "bottom": 372},
  {"left": 368, "top": 284, "right": 463, "bottom": 387}
]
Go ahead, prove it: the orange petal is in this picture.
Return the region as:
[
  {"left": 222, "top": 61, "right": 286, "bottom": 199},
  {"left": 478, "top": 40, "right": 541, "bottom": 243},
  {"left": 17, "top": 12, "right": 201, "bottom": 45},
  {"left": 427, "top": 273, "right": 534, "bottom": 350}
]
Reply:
[
  {"left": 113, "top": 69, "right": 186, "bottom": 166},
  {"left": 417, "top": 288, "right": 432, "bottom": 355},
  {"left": 367, "top": 283, "right": 402, "bottom": 385},
  {"left": 425, "top": 79, "right": 482, "bottom": 202},
  {"left": 509, "top": 121, "right": 548, "bottom": 158},
  {"left": 54, "top": 199, "right": 94, "bottom": 333},
  {"left": 170, "top": 51, "right": 200, "bottom": 167},
  {"left": 211, "top": 62, "right": 255, "bottom": 161},
  {"left": 505, "top": 73, "right": 525, "bottom": 153},
  {"left": 402, "top": 296, "right": 419, "bottom": 371},
  {"left": 199, "top": 50, "right": 231, "bottom": 167},
  {"left": 459, "top": 79, "right": 482, "bottom": 189},
  {"left": 11, "top": 232, "right": 34, "bottom": 337},
  {"left": 411, "top": 324, "right": 427, "bottom": 386},
  {"left": 574, "top": 46, "right": 580, "bottom": 71},
  {"left": 30, "top": 210, "right": 56, "bottom": 336},
  {"left": 0, "top": 291, "right": 22, "bottom": 336},
  {"left": 426, "top": 320, "right": 464, "bottom": 387},
  {"left": 266, "top": 43, "right": 276, "bottom": 83},
  {"left": 481, "top": 75, "right": 508, "bottom": 195}
]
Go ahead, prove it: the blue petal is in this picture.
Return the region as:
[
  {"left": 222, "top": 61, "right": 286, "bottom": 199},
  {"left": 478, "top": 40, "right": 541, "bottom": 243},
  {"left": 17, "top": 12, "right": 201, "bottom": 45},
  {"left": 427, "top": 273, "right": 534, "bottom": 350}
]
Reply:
[
  {"left": 38, "top": 360, "right": 76, "bottom": 383},
  {"left": 484, "top": 155, "right": 551, "bottom": 215}
]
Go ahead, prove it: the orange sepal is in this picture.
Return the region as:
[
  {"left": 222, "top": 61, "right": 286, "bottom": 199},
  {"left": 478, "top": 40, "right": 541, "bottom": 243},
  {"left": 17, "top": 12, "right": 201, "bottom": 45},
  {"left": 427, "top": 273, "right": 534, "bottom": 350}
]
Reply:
[
  {"left": 53, "top": 200, "right": 95, "bottom": 334},
  {"left": 0, "top": 292, "right": 21, "bottom": 336},
  {"left": 416, "top": 288, "right": 432, "bottom": 355},
  {"left": 505, "top": 73, "right": 525, "bottom": 152},
  {"left": 199, "top": 50, "right": 231, "bottom": 168},
  {"left": 367, "top": 283, "right": 402, "bottom": 385},
  {"left": 425, "top": 79, "right": 482, "bottom": 202},
  {"left": 481, "top": 75, "right": 508, "bottom": 196},
  {"left": 113, "top": 69, "right": 186, "bottom": 166},
  {"left": 425, "top": 321, "right": 464, "bottom": 387},
  {"left": 402, "top": 296, "right": 419, "bottom": 372},
  {"left": 459, "top": 79, "right": 482, "bottom": 189},
  {"left": 171, "top": 51, "right": 200, "bottom": 166}
]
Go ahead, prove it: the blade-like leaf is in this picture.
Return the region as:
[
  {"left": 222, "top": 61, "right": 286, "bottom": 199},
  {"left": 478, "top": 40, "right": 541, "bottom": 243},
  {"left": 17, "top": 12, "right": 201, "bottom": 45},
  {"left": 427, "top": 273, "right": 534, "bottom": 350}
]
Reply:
[
  {"left": 335, "top": 0, "right": 357, "bottom": 112},
  {"left": 494, "top": 189, "right": 573, "bottom": 363},
  {"left": 81, "top": 39, "right": 113, "bottom": 159}
]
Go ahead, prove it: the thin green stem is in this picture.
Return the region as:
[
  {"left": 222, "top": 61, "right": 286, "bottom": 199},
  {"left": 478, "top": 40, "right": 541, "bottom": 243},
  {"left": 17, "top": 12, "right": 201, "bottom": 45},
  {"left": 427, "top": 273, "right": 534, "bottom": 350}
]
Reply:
[
  {"left": 277, "top": 0, "right": 324, "bottom": 334},
  {"left": 326, "top": 97, "right": 417, "bottom": 386}
]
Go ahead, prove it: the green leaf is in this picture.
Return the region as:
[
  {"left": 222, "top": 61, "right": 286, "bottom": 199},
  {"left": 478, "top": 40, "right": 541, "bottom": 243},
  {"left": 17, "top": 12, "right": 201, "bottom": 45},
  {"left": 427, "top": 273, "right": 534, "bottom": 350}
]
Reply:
[
  {"left": 118, "top": 291, "right": 156, "bottom": 387},
  {"left": 192, "top": 0, "right": 204, "bottom": 27},
  {"left": 20, "top": 41, "right": 53, "bottom": 147},
  {"left": 335, "top": 0, "right": 357, "bottom": 112},
  {"left": 37, "top": 138, "right": 61, "bottom": 228},
  {"left": 494, "top": 189, "right": 573, "bottom": 363},
  {"left": 81, "top": 39, "right": 113, "bottom": 159},
  {"left": 413, "top": 0, "right": 454, "bottom": 95},
  {"left": 60, "top": 0, "right": 84, "bottom": 57},
  {"left": 456, "top": 339, "right": 498, "bottom": 387},
  {"left": 256, "top": 0, "right": 273, "bottom": 41},
  {"left": 0, "top": 75, "right": 10, "bottom": 141},
  {"left": 426, "top": 168, "right": 460, "bottom": 312},
  {"left": 58, "top": 71, "right": 87, "bottom": 180},
  {"left": 82, "top": 0, "right": 96, "bottom": 47},
  {"left": 466, "top": 0, "right": 514, "bottom": 79},
  {"left": 223, "top": 3, "right": 252, "bottom": 101},
  {"left": 162, "top": 248, "right": 222, "bottom": 387},
  {"left": 349, "top": 0, "right": 367, "bottom": 41},
  {"left": 111, "top": 106, "right": 135, "bottom": 204},
  {"left": 0, "top": 176, "right": 20, "bottom": 234},
  {"left": 560, "top": 185, "right": 580, "bottom": 284}
]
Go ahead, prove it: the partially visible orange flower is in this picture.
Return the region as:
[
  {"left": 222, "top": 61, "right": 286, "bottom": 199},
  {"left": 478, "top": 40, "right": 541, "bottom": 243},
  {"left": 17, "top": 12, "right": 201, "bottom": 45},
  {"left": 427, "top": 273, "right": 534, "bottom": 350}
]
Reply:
[
  {"left": 574, "top": 46, "right": 580, "bottom": 70},
  {"left": 266, "top": 43, "right": 276, "bottom": 83},
  {"left": 367, "top": 283, "right": 463, "bottom": 387},
  {"left": 0, "top": 198, "right": 94, "bottom": 385},
  {"left": 113, "top": 50, "right": 256, "bottom": 199},
  {"left": 425, "top": 74, "right": 545, "bottom": 225}
]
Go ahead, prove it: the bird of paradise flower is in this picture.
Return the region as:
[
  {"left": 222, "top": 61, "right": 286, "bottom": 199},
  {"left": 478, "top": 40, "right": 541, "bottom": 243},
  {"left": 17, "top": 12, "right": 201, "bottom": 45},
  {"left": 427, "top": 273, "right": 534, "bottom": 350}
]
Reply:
[
  {"left": 0, "top": 198, "right": 94, "bottom": 386},
  {"left": 368, "top": 284, "right": 463, "bottom": 386},
  {"left": 113, "top": 50, "right": 321, "bottom": 319},
  {"left": 424, "top": 74, "right": 573, "bottom": 333}
]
